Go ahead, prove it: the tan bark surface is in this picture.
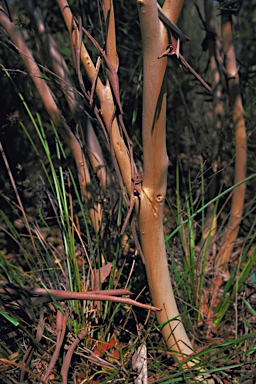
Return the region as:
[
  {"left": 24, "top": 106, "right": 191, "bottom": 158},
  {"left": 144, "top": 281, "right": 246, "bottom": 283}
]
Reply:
[
  {"left": 137, "top": 0, "right": 194, "bottom": 361},
  {"left": 215, "top": 14, "right": 246, "bottom": 268}
]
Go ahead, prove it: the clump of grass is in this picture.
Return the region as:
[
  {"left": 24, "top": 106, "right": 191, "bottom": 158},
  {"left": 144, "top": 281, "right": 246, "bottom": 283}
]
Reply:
[
  {"left": 163, "top": 159, "right": 256, "bottom": 381},
  {"left": 1, "top": 84, "right": 256, "bottom": 382},
  {"left": 0, "top": 88, "right": 137, "bottom": 382}
]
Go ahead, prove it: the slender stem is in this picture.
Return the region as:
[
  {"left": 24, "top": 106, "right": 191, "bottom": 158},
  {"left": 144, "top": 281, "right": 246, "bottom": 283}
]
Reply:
[{"left": 215, "top": 13, "right": 246, "bottom": 267}]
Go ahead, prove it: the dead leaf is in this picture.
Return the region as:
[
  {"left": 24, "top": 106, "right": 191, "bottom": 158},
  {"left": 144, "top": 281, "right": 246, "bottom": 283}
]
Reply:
[{"left": 93, "top": 262, "right": 112, "bottom": 291}]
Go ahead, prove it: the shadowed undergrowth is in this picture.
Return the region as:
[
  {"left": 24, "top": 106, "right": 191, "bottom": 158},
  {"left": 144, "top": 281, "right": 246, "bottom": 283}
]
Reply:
[{"left": 0, "top": 101, "right": 255, "bottom": 382}]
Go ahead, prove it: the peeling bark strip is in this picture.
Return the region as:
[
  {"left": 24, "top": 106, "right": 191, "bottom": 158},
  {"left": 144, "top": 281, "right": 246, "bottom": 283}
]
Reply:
[
  {"left": 80, "top": 23, "right": 123, "bottom": 114},
  {"left": 157, "top": 3, "right": 190, "bottom": 42}
]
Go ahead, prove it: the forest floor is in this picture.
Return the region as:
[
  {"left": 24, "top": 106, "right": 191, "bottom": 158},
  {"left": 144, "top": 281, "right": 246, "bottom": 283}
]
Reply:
[{"left": 0, "top": 177, "right": 256, "bottom": 383}]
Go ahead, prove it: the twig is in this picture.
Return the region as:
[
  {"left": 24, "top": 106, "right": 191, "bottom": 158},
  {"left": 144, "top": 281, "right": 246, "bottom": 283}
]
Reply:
[
  {"left": 42, "top": 307, "right": 66, "bottom": 383},
  {"left": 157, "top": 3, "right": 190, "bottom": 42},
  {"left": 158, "top": 45, "right": 212, "bottom": 92},
  {"left": 61, "top": 329, "right": 87, "bottom": 384},
  {"left": 0, "top": 283, "right": 160, "bottom": 311}
]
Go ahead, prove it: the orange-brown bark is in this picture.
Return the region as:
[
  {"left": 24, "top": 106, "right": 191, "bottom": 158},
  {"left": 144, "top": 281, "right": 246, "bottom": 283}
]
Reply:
[
  {"left": 57, "top": 0, "right": 132, "bottom": 198},
  {"left": 137, "top": 0, "right": 194, "bottom": 362},
  {"left": 103, "top": 0, "right": 118, "bottom": 70},
  {"left": 201, "top": 1, "right": 222, "bottom": 243},
  {"left": 215, "top": 14, "right": 246, "bottom": 268}
]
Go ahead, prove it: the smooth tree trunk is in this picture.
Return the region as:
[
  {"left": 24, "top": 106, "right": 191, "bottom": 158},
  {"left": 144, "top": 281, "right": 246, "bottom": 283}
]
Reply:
[
  {"left": 215, "top": 12, "right": 246, "bottom": 268},
  {"left": 137, "top": 0, "right": 194, "bottom": 362}
]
